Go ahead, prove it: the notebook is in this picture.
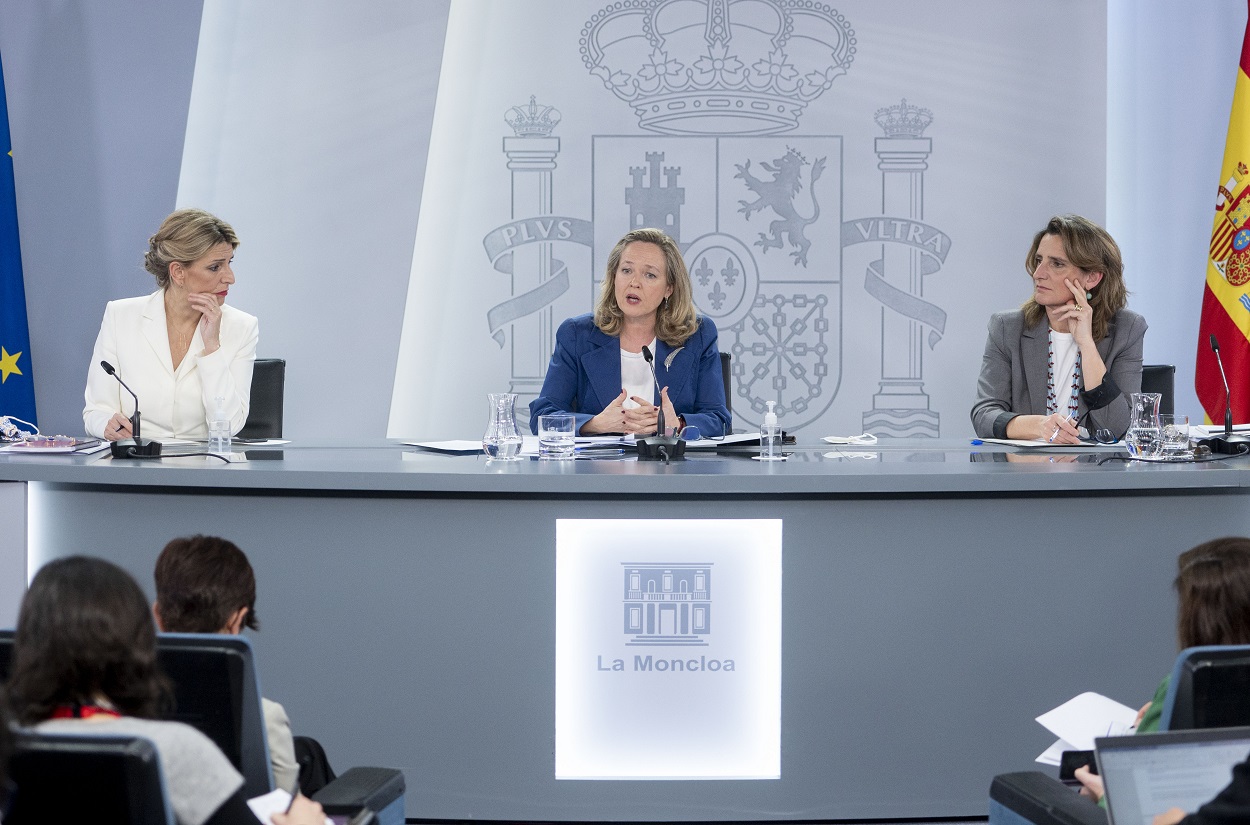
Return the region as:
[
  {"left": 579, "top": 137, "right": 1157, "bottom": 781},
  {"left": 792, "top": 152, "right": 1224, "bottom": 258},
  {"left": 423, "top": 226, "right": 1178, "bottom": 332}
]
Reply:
[{"left": 1096, "top": 726, "right": 1250, "bottom": 825}]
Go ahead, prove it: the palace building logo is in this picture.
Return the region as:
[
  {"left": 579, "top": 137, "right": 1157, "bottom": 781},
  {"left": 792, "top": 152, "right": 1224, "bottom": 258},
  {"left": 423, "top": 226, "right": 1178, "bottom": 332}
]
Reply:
[
  {"left": 480, "top": 0, "right": 953, "bottom": 435},
  {"left": 623, "top": 563, "right": 712, "bottom": 646}
]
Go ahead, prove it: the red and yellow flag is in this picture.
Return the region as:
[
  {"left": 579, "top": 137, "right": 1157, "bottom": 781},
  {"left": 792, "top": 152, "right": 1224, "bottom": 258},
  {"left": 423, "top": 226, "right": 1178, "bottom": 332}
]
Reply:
[{"left": 1198, "top": 2, "right": 1250, "bottom": 424}]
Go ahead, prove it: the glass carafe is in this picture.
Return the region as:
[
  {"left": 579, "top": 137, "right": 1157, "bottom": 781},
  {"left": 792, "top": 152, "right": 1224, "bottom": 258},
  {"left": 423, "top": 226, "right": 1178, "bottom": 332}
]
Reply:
[
  {"left": 482, "top": 392, "right": 524, "bottom": 460},
  {"left": 1124, "top": 392, "right": 1162, "bottom": 458}
]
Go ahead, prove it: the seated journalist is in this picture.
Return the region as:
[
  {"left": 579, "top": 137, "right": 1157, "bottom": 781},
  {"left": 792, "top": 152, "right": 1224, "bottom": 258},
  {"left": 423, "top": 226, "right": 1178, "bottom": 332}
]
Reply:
[
  {"left": 6, "top": 555, "right": 323, "bottom": 825},
  {"left": 529, "top": 227, "right": 731, "bottom": 437},
  {"left": 1074, "top": 537, "right": 1250, "bottom": 805},
  {"left": 83, "top": 208, "right": 258, "bottom": 441},
  {"left": 154, "top": 535, "right": 299, "bottom": 793},
  {"left": 971, "top": 214, "right": 1146, "bottom": 443}
]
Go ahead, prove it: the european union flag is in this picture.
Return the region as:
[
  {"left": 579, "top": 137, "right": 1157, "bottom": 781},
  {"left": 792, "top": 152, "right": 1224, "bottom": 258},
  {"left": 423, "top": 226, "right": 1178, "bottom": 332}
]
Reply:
[{"left": 0, "top": 54, "right": 36, "bottom": 426}]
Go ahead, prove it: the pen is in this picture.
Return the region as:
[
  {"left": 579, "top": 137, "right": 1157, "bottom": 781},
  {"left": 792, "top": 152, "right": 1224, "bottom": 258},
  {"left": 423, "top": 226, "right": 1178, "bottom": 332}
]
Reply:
[{"left": 970, "top": 439, "right": 984, "bottom": 446}]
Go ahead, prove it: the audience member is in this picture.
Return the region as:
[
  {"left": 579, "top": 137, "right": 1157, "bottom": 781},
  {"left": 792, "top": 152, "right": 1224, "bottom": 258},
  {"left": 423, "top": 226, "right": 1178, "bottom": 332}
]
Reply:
[{"left": 154, "top": 535, "right": 299, "bottom": 793}]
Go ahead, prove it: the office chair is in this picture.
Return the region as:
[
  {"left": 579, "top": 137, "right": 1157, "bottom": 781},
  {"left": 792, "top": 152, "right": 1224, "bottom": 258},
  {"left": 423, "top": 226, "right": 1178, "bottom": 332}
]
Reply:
[
  {"left": 988, "top": 644, "right": 1250, "bottom": 825},
  {"left": 1141, "top": 364, "right": 1175, "bottom": 417},
  {"left": 156, "top": 634, "right": 407, "bottom": 825},
  {"left": 6, "top": 731, "right": 176, "bottom": 825},
  {"left": 719, "top": 351, "right": 732, "bottom": 416},
  {"left": 237, "top": 357, "right": 286, "bottom": 439}
]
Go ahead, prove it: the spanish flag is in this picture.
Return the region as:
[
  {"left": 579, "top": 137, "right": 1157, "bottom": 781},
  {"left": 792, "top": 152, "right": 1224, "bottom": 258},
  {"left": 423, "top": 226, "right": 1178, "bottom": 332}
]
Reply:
[
  {"left": 0, "top": 53, "right": 36, "bottom": 426},
  {"left": 1198, "top": 2, "right": 1250, "bottom": 425}
]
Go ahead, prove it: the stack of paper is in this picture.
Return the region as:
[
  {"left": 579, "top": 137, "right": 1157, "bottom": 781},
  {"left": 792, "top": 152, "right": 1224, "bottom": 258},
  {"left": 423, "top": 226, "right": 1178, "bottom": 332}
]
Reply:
[{"left": 1034, "top": 691, "right": 1138, "bottom": 765}]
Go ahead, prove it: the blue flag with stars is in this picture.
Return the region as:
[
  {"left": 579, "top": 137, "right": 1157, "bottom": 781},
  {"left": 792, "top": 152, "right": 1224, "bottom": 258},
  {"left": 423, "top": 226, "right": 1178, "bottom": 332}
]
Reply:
[{"left": 0, "top": 54, "right": 36, "bottom": 426}]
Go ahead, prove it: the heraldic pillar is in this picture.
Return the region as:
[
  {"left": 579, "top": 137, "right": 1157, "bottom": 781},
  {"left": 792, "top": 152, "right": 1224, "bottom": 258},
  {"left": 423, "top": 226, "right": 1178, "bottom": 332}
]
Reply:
[
  {"left": 503, "top": 97, "right": 561, "bottom": 404},
  {"left": 863, "top": 99, "right": 940, "bottom": 437}
]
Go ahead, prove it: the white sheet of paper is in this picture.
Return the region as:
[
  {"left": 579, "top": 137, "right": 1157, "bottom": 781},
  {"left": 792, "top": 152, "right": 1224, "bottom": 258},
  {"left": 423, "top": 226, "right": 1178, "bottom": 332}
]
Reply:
[
  {"left": 1036, "top": 737, "right": 1074, "bottom": 766},
  {"left": 247, "top": 788, "right": 333, "bottom": 825},
  {"left": 1035, "top": 691, "right": 1138, "bottom": 751}
]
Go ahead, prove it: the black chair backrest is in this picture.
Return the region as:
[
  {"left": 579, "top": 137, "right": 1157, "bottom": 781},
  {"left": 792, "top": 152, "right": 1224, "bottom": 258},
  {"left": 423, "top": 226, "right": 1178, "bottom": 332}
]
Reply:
[
  {"left": 1166, "top": 645, "right": 1250, "bottom": 731},
  {"left": 238, "top": 358, "right": 286, "bottom": 439},
  {"left": 1142, "top": 364, "right": 1175, "bottom": 417},
  {"left": 719, "top": 351, "right": 732, "bottom": 417},
  {"left": 7, "top": 731, "right": 174, "bottom": 825},
  {"left": 156, "top": 633, "right": 274, "bottom": 798}
]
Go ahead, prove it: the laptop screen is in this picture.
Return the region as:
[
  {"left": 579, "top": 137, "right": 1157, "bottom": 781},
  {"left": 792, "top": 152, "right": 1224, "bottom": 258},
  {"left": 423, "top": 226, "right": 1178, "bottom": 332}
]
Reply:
[{"left": 1096, "top": 726, "right": 1250, "bottom": 825}]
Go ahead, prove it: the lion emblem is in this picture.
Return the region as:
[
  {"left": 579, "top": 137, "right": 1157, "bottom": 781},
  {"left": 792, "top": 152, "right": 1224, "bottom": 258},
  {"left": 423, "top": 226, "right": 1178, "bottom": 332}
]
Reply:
[{"left": 735, "top": 147, "right": 826, "bottom": 267}]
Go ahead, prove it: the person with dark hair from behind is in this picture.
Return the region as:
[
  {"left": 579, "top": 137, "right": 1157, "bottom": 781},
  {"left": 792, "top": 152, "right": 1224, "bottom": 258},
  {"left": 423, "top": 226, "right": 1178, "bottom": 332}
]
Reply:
[
  {"left": 153, "top": 535, "right": 300, "bottom": 793},
  {"left": 6, "top": 555, "right": 323, "bottom": 825},
  {"left": 1075, "top": 537, "right": 1250, "bottom": 802}
]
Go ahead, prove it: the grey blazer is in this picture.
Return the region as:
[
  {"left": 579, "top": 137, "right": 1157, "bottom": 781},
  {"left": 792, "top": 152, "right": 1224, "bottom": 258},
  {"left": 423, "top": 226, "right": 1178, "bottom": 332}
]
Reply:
[{"left": 970, "top": 308, "right": 1147, "bottom": 439}]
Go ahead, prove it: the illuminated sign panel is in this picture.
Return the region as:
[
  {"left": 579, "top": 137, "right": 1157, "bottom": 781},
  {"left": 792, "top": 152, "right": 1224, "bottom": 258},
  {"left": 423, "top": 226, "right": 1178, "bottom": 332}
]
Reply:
[{"left": 555, "top": 519, "right": 782, "bottom": 779}]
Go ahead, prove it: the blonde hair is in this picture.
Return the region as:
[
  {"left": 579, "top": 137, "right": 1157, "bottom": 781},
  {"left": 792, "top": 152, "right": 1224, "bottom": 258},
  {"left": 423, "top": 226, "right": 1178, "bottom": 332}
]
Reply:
[
  {"left": 144, "top": 209, "right": 239, "bottom": 290},
  {"left": 594, "top": 228, "right": 698, "bottom": 346},
  {"left": 1021, "top": 214, "right": 1127, "bottom": 341}
]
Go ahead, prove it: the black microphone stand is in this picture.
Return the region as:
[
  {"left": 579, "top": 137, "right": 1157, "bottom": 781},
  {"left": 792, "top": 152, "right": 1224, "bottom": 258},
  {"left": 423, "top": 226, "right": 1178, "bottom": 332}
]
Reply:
[
  {"left": 1198, "top": 335, "right": 1250, "bottom": 455},
  {"left": 100, "top": 361, "right": 163, "bottom": 459},
  {"left": 635, "top": 345, "right": 685, "bottom": 462}
]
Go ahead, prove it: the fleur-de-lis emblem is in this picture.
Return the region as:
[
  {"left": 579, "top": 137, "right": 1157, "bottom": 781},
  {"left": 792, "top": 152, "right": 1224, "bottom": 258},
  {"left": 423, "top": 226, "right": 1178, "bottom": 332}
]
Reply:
[
  {"left": 720, "top": 258, "right": 739, "bottom": 287},
  {"left": 695, "top": 256, "right": 713, "bottom": 286},
  {"left": 708, "top": 281, "right": 727, "bottom": 311}
]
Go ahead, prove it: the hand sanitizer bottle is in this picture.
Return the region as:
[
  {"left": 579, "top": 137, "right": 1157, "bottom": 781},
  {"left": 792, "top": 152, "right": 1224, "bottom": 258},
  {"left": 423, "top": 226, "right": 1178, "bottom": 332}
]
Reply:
[
  {"left": 208, "top": 397, "right": 231, "bottom": 455},
  {"left": 760, "top": 400, "right": 782, "bottom": 460}
]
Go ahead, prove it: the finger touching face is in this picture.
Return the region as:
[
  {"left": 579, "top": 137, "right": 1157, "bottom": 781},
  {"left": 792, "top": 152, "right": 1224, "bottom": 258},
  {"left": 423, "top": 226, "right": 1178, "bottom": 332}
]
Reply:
[{"left": 173, "top": 241, "right": 236, "bottom": 304}]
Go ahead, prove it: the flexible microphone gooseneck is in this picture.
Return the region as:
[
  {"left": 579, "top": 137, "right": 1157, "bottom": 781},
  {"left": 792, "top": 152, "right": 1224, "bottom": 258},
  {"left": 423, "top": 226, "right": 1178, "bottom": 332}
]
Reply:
[
  {"left": 100, "top": 361, "right": 163, "bottom": 459},
  {"left": 635, "top": 345, "right": 685, "bottom": 462},
  {"left": 1199, "top": 335, "right": 1250, "bottom": 455}
]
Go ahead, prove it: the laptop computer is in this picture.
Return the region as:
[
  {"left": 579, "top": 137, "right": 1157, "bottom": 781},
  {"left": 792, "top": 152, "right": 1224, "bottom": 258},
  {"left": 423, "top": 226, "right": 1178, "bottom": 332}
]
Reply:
[{"left": 1096, "top": 726, "right": 1250, "bottom": 825}]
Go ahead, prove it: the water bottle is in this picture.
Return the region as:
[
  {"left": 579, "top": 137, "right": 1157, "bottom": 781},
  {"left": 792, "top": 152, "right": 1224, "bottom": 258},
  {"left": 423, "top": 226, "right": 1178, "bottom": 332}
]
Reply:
[
  {"left": 208, "top": 397, "right": 232, "bottom": 455},
  {"left": 760, "top": 400, "right": 782, "bottom": 460}
]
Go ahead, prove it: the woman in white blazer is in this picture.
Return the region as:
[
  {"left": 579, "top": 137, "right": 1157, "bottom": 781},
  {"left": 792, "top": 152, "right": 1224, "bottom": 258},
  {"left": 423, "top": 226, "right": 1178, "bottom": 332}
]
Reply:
[{"left": 83, "top": 209, "right": 258, "bottom": 441}]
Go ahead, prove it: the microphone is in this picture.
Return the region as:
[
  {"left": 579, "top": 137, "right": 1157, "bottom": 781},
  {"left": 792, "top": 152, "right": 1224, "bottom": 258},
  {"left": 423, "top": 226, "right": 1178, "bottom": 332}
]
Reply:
[
  {"left": 636, "top": 345, "right": 685, "bottom": 462},
  {"left": 1199, "top": 335, "right": 1250, "bottom": 454},
  {"left": 100, "top": 361, "right": 162, "bottom": 459},
  {"left": 640, "top": 346, "right": 666, "bottom": 439}
]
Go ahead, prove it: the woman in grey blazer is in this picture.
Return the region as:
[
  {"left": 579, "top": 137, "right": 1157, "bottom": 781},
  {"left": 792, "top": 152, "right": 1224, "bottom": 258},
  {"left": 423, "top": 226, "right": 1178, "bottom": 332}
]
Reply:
[{"left": 971, "top": 215, "right": 1146, "bottom": 442}]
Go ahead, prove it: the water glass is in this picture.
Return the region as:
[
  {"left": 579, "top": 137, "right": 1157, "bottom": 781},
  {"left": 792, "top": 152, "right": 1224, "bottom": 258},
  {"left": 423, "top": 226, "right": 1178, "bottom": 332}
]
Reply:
[
  {"left": 1159, "top": 414, "right": 1191, "bottom": 459},
  {"left": 538, "top": 414, "right": 576, "bottom": 459}
]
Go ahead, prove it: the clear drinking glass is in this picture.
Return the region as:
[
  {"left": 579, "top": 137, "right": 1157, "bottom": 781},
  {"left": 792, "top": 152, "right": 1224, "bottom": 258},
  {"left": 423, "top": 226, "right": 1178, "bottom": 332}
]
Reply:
[
  {"left": 482, "top": 392, "right": 524, "bottom": 460},
  {"left": 538, "top": 414, "right": 576, "bottom": 459},
  {"left": 1159, "top": 414, "right": 1191, "bottom": 460}
]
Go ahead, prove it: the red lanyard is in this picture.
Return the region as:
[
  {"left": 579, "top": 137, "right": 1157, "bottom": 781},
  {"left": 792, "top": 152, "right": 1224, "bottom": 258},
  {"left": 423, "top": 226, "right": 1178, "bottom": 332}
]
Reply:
[{"left": 50, "top": 703, "right": 121, "bottom": 720}]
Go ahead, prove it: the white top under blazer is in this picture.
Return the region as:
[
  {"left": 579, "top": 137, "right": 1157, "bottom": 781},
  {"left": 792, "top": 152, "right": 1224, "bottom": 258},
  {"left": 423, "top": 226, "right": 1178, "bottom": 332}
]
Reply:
[{"left": 83, "top": 290, "right": 258, "bottom": 440}]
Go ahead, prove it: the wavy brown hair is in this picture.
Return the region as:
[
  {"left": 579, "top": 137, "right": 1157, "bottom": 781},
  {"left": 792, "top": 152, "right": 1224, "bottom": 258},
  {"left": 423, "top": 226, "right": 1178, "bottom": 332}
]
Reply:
[
  {"left": 7, "top": 556, "right": 171, "bottom": 726},
  {"left": 1175, "top": 537, "right": 1250, "bottom": 650},
  {"left": 1021, "top": 214, "right": 1127, "bottom": 341},
  {"left": 594, "top": 228, "right": 699, "bottom": 346}
]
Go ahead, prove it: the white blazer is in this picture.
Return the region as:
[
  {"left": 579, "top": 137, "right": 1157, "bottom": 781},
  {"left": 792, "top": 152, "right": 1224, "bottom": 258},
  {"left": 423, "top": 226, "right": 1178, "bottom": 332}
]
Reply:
[{"left": 83, "top": 291, "right": 259, "bottom": 440}]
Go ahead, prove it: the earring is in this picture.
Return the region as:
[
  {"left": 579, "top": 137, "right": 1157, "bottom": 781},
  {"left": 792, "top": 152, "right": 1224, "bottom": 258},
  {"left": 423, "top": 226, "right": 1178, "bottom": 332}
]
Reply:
[{"left": 1085, "top": 291, "right": 1093, "bottom": 300}]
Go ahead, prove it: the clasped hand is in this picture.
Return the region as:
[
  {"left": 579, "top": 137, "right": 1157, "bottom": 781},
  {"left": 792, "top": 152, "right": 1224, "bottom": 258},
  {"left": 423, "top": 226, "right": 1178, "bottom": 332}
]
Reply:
[{"left": 586, "top": 388, "right": 679, "bottom": 435}]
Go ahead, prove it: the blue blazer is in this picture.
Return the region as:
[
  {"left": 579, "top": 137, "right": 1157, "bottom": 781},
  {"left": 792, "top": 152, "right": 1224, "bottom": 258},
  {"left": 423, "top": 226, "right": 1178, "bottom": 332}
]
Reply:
[{"left": 529, "top": 313, "right": 731, "bottom": 437}]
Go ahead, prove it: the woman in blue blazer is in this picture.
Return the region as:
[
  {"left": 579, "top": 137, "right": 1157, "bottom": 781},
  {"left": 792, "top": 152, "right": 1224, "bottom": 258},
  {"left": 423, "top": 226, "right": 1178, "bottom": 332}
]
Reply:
[{"left": 530, "top": 228, "right": 731, "bottom": 438}]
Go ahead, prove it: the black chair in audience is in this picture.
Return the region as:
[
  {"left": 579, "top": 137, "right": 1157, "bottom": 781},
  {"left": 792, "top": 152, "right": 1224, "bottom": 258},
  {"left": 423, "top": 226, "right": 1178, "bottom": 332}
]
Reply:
[
  {"left": 6, "top": 731, "right": 176, "bottom": 825},
  {"left": 1142, "top": 363, "right": 1175, "bottom": 417},
  {"left": 988, "top": 644, "right": 1250, "bottom": 825},
  {"left": 237, "top": 357, "right": 286, "bottom": 439}
]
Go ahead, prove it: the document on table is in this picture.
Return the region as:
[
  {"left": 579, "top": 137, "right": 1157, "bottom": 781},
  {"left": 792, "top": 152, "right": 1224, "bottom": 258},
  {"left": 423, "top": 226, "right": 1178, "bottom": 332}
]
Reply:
[
  {"left": 975, "top": 438, "right": 1123, "bottom": 451},
  {"left": 1034, "top": 691, "right": 1138, "bottom": 764}
]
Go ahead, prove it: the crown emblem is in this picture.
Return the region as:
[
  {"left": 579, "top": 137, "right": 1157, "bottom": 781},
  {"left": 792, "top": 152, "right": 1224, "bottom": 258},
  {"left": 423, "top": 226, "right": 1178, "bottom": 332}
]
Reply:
[
  {"left": 505, "top": 95, "right": 562, "bottom": 137},
  {"left": 580, "top": 0, "right": 855, "bottom": 135},
  {"left": 874, "top": 98, "right": 933, "bottom": 139}
]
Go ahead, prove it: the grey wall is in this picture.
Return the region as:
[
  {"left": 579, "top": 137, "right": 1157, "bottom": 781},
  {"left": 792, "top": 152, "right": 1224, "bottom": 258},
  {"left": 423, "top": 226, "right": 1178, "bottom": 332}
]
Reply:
[{"left": 0, "top": 1, "right": 203, "bottom": 436}]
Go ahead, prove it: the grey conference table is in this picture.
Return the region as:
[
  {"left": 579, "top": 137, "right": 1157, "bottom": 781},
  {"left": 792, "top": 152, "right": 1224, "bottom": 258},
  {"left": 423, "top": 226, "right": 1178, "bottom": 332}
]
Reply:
[{"left": 1, "top": 438, "right": 1248, "bottom": 822}]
